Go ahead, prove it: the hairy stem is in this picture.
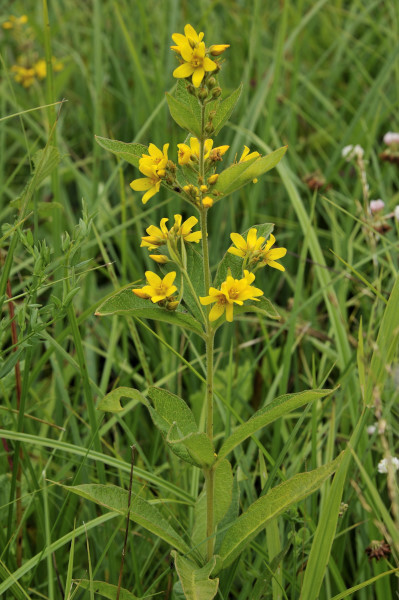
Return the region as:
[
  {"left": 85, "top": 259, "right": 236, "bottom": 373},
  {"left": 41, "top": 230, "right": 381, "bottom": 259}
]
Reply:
[{"left": 199, "top": 98, "right": 215, "bottom": 560}]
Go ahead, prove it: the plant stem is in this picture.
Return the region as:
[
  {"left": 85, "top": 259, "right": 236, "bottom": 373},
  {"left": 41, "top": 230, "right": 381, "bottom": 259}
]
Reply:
[{"left": 198, "top": 99, "right": 215, "bottom": 561}]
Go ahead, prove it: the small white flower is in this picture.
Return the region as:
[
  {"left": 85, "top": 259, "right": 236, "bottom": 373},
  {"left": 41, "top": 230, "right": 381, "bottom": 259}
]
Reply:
[
  {"left": 394, "top": 205, "right": 399, "bottom": 222},
  {"left": 377, "top": 457, "right": 399, "bottom": 474},
  {"left": 342, "top": 144, "right": 364, "bottom": 161},
  {"left": 367, "top": 425, "right": 377, "bottom": 435},
  {"left": 383, "top": 132, "right": 399, "bottom": 146},
  {"left": 369, "top": 199, "right": 385, "bottom": 214}
]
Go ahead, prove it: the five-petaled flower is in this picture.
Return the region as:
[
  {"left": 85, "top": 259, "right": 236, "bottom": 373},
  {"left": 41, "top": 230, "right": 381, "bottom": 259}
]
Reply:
[
  {"left": 229, "top": 228, "right": 266, "bottom": 258},
  {"left": 130, "top": 143, "right": 169, "bottom": 204},
  {"left": 141, "top": 215, "right": 202, "bottom": 250},
  {"left": 259, "top": 234, "right": 287, "bottom": 271},
  {"left": 171, "top": 24, "right": 218, "bottom": 88},
  {"left": 133, "top": 271, "right": 177, "bottom": 304},
  {"left": 200, "top": 270, "right": 263, "bottom": 322}
]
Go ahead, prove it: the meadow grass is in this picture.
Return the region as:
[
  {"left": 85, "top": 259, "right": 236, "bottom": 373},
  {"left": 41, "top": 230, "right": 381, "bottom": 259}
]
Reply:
[{"left": 1, "top": 1, "right": 399, "bottom": 598}]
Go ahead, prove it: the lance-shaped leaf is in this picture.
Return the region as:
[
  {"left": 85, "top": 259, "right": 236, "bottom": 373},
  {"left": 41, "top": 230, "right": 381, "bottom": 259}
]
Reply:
[
  {"left": 216, "top": 389, "right": 335, "bottom": 463},
  {"left": 76, "top": 580, "right": 140, "bottom": 600},
  {"left": 213, "top": 146, "right": 287, "bottom": 200},
  {"left": 214, "top": 223, "right": 275, "bottom": 285},
  {"left": 95, "top": 286, "right": 204, "bottom": 337},
  {"left": 172, "top": 552, "right": 219, "bottom": 600},
  {"left": 216, "top": 453, "right": 343, "bottom": 571},
  {"left": 212, "top": 84, "right": 243, "bottom": 135},
  {"left": 97, "top": 387, "right": 149, "bottom": 413},
  {"left": 181, "top": 243, "right": 205, "bottom": 322},
  {"left": 66, "top": 484, "right": 189, "bottom": 554}
]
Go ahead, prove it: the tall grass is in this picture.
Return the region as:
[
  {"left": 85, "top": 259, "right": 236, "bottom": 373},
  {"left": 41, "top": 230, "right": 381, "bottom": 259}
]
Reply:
[{"left": 1, "top": 1, "right": 398, "bottom": 598}]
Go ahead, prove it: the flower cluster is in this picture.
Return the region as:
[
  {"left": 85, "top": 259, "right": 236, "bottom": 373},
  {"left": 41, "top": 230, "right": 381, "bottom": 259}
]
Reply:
[
  {"left": 128, "top": 24, "right": 287, "bottom": 324},
  {"left": 4, "top": 15, "right": 64, "bottom": 88},
  {"left": 171, "top": 24, "right": 229, "bottom": 88}
]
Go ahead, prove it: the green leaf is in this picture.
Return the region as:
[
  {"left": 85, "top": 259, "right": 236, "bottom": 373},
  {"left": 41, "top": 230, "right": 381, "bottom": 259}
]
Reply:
[
  {"left": 192, "top": 460, "right": 233, "bottom": 557},
  {"left": 95, "top": 285, "right": 204, "bottom": 337},
  {"left": 76, "top": 580, "right": 140, "bottom": 600},
  {"left": 182, "top": 244, "right": 205, "bottom": 322},
  {"left": 172, "top": 552, "right": 219, "bottom": 600},
  {"left": 217, "top": 389, "right": 334, "bottom": 463},
  {"left": 234, "top": 296, "right": 280, "bottom": 321},
  {"left": 215, "top": 222, "right": 275, "bottom": 284},
  {"left": 147, "top": 387, "right": 213, "bottom": 467},
  {"left": 95, "top": 136, "right": 147, "bottom": 168},
  {"left": 97, "top": 387, "right": 149, "bottom": 412},
  {"left": 212, "top": 84, "right": 243, "bottom": 135},
  {"left": 166, "top": 93, "right": 202, "bottom": 137},
  {"left": 213, "top": 146, "right": 287, "bottom": 199},
  {"left": 168, "top": 431, "right": 215, "bottom": 468},
  {"left": 216, "top": 453, "right": 343, "bottom": 571},
  {"left": 66, "top": 484, "right": 190, "bottom": 554}
]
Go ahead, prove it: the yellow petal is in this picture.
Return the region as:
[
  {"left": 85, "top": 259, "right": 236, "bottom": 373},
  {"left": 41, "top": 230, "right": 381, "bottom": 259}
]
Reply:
[
  {"left": 267, "top": 260, "right": 285, "bottom": 272},
  {"left": 163, "top": 271, "right": 177, "bottom": 288},
  {"left": 172, "top": 33, "right": 187, "bottom": 45},
  {"left": 160, "top": 218, "right": 169, "bottom": 234},
  {"left": 204, "top": 138, "right": 214, "bottom": 158},
  {"left": 209, "top": 302, "right": 226, "bottom": 321},
  {"left": 162, "top": 143, "right": 169, "bottom": 157},
  {"left": 267, "top": 248, "right": 287, "bottom": 260},
  {"left": 228, "top": 247, "right": 245, "bottom": 257},
  {"left": 142, "top": 184, "right": 159, "bottom": 204},
  {"left": 148, "top": 143, "right": 163, "bottom": 159},
  {"left": 230, "top": 232, "right": 247, "bottom": 250},
  {"left": 145, "top": 271, "right": 162, "bottom": 287},
  {"left": 243, "top": 270, "right": 255, "bottom": 284},
  {"left": 133, "top": 289, "right": 150, "bottom": 299},
  {"left": 184, "top": 232, "right": 202, "bottom": 243},
  {"left": 247, "top": 228, "right": 258, "bottom": 249},
  {"left": 184, "top": 24, "right": 199, "bottom": 43},
  {"left": 180, "top": 44, "right": 194, "bottom": 63},
  {"left": 149, "top": 254, "right": 168, "bottom": 264},
  {"left": 151, "top": 294, "right": 167, "bottom": 303},
  {"left": 130, "top": 177, "right": 152, "bottom": 191},
  {"left": 181, "top": 216, "right": 198, "bottom": 235},
  {"left": 225, "top": 303, "right": 234, "bottom": 322},
  {"left": 203, "top": 56, "right": 217, "bottom": 72},
  {"left": 192, "top": 67, "right": 205, "bottom": 88},
  {"left": 174, "top": 214, "right": 183, "bottom": 228},
  {"left": 173, "top": 63, "right": 195, "bottom": 79},
  {"left": 190, "top": 137, "right": 200, "bottom": 156},
  {"left": 199, "top": 295, "right": 217, "bottom": 306}
]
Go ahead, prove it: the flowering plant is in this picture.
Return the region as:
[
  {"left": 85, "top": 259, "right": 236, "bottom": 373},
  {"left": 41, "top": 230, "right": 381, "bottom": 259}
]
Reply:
[{"left": 68, "top": 24, "right": 342, "bottom": 598}]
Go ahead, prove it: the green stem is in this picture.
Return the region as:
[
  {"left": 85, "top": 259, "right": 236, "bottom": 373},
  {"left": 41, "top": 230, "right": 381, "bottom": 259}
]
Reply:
[{"left": 198, "top": 100, "right": 215, "bottom": 561}]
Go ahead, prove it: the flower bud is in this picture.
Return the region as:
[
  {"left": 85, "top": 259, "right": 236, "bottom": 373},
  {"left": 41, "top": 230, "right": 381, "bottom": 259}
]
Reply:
[
  {"left": 383, "top": 132, "right": 399, "bottom": 145},
  {"left": 149, "top": 254, "right": 168, "bottom": 264},
  {"left": 209, "top": 44, "right": 230, "bottom": 56},
  {"left": 369, "top": 199, "right": 385, "bottom": 214},
  {"left": 212, "top": 87, "right": 222, "bottom": 98},
  {"left": 208, "top": 174, "right": 219, "bottom": 185},
  {"left": 166, "top": 300, "right": 179, "bottom": 311},
  {"left": 205, "top": 123, "right": 215, "bottom": 135},
  {"left": 200, "top": 185, "right": 208, "bottom": 193},
  {"left": 207, "top": 77, "right": 216, "bottom": 88},
  {"left": 198, "top": 87, "right": 208, "bottom": 100},
  {"left": 187, "top": 84, "right": 196, "bottom": 95},
  {"left": 202, "top": 196, "right": 214, "bottom": 208}
]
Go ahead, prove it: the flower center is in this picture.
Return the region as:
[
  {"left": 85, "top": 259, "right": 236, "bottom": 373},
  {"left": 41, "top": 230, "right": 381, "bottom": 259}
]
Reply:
[{"left": 228, "top": 287, "right": 239, "bottom": 299}]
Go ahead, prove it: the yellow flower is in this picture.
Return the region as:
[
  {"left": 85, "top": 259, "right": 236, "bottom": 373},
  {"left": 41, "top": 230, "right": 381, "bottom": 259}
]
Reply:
[
  {"left": 141, "top": 215, "right": 202, "bottom": 249},
  {"left": 189, "top": 137, "right": 213, "bottom": 159},
  {"left": 172, "top": 25, "right": 218, "bottom": 88},
  {"left": 133, "top": 271, "right": 177, "bottom": 303},
  {"left": 259, "top": 234, "right": 287, "bottom": 271},
  {"left": 171, "top": 24, "right": 204, "bottom": 54},
  {"left": 141, "top": 218, "right": 169, "bottom": 249},
  {"left": 140, "top": 143, "right": 169, "bottom": 170},
  {"left": 209, "top": 44, "right": 230, "bottom": 56},
  {"left": 3, "top": 15, "right": 28, "bottom": 29},
  {"left": 11, "top": 65, "right": 36, "bottom": 88},
  {"left": 34, "top": 59, "right": 47, "bottom": 80},
  {"left": 173, "top": 214, "right": 202, "bottom": 243},
  {"left": 202, "top": 196, "right": 213, "bottom": 208},
  {"left": 228, "top": 228, "right": 266, "bottom": 258},
  {"left": 240, "top": 146, "right": 260, "bottom": 162},
  {"left": 200, "top": 270, "right": 263, "bottom": 322},
  {"left": 177, "top": 143, "right": 192, "bottom": 165},
  {"left": 130, "top": 163, "right": 164, "bottom": 204},
  {"left": 209, "top": 145, "right": 229, "bottom": 161}
]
